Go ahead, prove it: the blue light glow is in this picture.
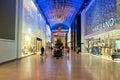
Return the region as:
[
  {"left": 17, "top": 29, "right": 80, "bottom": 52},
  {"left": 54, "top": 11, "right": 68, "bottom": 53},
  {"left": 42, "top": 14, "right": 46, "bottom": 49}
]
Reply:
[
  {"left": 34, "top": 0, "right": 84, "bottom": 30},
  {"left": 51, "top": 23, "right": 69, "bottom": 32},
  {"left": 85, "top": 0, "right": 116, "bottom": 35},
  {"left": 51, "top": 23, "right": 69, "bottom": 29}
]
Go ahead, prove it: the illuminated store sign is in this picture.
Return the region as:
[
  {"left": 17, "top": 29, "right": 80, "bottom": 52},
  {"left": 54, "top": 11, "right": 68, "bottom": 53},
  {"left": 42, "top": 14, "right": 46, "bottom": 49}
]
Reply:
[
  {"left": 92, "top": 18, "right": 116, "bottom": 32},
  {"left": 85, "top": 0, "right": 116, "bottom": 35}
]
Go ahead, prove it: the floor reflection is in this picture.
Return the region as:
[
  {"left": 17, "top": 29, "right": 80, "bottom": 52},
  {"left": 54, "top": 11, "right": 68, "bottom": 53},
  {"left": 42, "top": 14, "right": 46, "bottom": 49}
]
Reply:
[{"left": 1, "top": 53, "right": 120, "bottom": 80}]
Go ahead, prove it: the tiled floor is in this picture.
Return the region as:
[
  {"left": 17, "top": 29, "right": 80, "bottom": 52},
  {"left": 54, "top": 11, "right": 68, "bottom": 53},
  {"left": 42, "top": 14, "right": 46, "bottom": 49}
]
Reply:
[{"left": 0, "top": 53, "right": 120, "bottom": 80}]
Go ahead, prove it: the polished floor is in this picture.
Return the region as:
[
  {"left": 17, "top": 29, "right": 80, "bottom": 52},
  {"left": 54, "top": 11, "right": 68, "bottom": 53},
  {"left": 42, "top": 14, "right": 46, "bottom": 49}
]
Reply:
[{"left": 0, "top": 52, "right": 120, "bottom": 80}]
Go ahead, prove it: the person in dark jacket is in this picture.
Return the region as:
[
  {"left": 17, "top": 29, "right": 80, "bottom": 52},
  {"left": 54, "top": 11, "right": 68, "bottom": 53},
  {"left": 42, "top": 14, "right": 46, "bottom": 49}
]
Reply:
[{"left": 41, "top": 46, "right": 44, "bottom": 56}]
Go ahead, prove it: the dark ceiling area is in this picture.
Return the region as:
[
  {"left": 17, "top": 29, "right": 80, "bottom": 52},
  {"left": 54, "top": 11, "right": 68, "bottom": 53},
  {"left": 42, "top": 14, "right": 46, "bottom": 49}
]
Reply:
[{"left": 79, "top": 0, "right": 92, "bottom": 13}]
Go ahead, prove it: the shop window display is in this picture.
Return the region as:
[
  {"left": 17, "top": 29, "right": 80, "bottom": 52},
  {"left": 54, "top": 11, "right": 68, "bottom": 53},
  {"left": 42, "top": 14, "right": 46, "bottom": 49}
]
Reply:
[
  {"left": 22, "top": 33, "right": 36, "bottom": 56},
  {"left": 85, "top": 36, "right": 117, "bottom": 57},
  {"left": 84, "top": 0, "right": 117, "bottom": 57},
  {"left": 111, "top": 40, "right": 120, "bottom": 60},
  {"left": 116, "top": 40, "right": 120, "bottom": 52}
]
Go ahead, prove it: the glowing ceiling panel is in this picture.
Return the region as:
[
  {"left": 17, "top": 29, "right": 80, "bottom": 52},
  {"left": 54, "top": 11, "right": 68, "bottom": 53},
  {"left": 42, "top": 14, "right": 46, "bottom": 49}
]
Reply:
[{"left": 35, "top": 0, "right": 84, "bottom": 29}]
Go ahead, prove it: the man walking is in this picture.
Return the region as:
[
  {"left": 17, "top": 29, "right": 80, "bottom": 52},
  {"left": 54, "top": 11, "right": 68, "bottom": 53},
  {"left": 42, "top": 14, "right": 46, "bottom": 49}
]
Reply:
[{"left": 41, "top": 46, "right": 44, "bottom": 56}]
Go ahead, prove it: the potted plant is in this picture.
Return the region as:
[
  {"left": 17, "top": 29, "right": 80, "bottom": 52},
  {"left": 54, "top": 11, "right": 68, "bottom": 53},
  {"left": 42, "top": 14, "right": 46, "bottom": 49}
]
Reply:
[
  {"left": 55, "top": 39, "right": 63, "bottom": 50},
  {"left": 54, "top": 39, "right": 63, "bottom": 57}
]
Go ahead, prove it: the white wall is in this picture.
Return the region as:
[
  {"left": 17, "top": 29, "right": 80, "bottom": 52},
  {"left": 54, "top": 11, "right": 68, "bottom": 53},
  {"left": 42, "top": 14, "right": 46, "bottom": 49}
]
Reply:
[
  {"left": 0, "top": 0, "right": 17, "bottom": 63},
  {"left": 0, "top": 40, "right": 16, "bottom": 63},
  {"left": 81, "top": 10, "right": 86, "bottom": 53},
  {"left": 67, "top": 27, "right": 71, "bottom": 43}
]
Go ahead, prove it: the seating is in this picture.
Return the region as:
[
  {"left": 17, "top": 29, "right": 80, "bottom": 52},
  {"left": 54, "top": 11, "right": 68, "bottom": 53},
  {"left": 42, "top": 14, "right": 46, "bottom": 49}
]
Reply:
[
  {"left": 53, "top": 50, "right": 63, "bottom": 58},
  {"left": 111, "top": 52, "right": 120, "bottom": 60}
]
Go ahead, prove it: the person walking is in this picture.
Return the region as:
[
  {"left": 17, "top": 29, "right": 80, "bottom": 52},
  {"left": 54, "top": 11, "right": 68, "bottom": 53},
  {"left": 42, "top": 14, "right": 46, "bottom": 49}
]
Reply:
[
  {"left": 67, "top": 47, "right": 70, "bottom": 55},
  {"left": 41, "top": 46, "right": 44, "bottom": 56},
  {"left": 51, "top": 46, "right": 53, "bottom": 54}
]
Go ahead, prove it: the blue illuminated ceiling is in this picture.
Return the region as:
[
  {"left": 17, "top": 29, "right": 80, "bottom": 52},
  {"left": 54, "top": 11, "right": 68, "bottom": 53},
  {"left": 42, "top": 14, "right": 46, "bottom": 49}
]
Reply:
[{"left": 34, "top": 0, "right": 84, "bottom": 30}]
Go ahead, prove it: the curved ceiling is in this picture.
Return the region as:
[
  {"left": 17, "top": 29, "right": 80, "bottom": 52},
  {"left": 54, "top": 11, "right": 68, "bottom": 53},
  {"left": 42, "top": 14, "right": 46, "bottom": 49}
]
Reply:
[{"left": 35, "top": 0, "right": 84, "bottom": 30}]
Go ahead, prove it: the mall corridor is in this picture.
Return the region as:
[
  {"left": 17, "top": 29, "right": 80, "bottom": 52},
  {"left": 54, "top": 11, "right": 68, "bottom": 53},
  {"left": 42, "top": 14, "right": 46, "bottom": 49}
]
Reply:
[
  {"left": 0, "top": 53, "right": 120, "bottom": 80},
  {"left": 0, "top": 0, "right": 120, "bottom": 80}
]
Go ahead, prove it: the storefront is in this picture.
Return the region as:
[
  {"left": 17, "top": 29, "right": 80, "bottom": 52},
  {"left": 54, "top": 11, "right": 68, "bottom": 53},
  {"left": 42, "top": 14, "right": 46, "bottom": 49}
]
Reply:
[
  {"left": 36, "top": 37, "right": 42, "bottom": 52},
  {"left": 83, "top": 0, "right": 118, "bottom": 57},
  {"left": 20, "top": 0, "right": 46, "bottom": 57},
  {"left": 22, "top": 33, "right": 36, "bottom": 56},
  {"left": 85, "top": 30, "right": 120, "bottom": 56},
  {"left": 53, "top": 32, "right": 67, "bottom": 47}
]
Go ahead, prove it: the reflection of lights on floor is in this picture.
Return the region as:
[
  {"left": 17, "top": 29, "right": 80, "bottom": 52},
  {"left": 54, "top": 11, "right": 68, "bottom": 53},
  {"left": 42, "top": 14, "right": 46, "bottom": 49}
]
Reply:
[
  {"left": 66, "top": 53, "right": 72, "bottom": 74},
  {"left": 67, "top": 58, "right": 71, "bottom": 74},
  {"left": 90, "top": 53, "right": 120, "bottom": 63},
  {"left": 113, "top": 59, "right": 120, "bottom": 63},
  {"left": 89, "top": 53, "right": 113, "bottom": 61},
  {"left": 101, "top": 56, "right": 112, "bottom": 61}
]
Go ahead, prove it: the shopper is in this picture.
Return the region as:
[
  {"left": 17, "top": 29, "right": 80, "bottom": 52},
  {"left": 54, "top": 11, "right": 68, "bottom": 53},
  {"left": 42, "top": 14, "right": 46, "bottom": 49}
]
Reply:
[
  {"left": 67, "top": 47, "right": 70, "bottom": 54},
  {"left": 41, "top": 46, "right": 44, "bottom": 56},
  {"left": 51, "top": 46, "right": 53, "bottom": 54}
]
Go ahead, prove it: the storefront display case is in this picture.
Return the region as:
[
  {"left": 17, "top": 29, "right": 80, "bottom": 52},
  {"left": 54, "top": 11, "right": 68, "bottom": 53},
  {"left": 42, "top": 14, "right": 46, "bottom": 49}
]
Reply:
[
  {"left": 22, "top": 33, "right": 37, "bottom": 56},
  {"left": 84, "top": 33, "right": 118, "bottom": 57}
]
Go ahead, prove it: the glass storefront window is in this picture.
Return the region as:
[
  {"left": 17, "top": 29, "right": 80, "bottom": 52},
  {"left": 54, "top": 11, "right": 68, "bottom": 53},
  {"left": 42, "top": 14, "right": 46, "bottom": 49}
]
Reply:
[{"left": 22, "top": 33, "right": 36, "bottom": 56}]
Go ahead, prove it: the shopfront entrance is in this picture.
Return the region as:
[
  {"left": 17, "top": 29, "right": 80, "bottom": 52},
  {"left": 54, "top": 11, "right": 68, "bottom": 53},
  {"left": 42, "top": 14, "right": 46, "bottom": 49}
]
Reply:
[
  {"left": 36, "top": 38, "right": 42, "bottom": 52},
  {"left": 85, "top": 30, "right": 120, "bottom": 57}
]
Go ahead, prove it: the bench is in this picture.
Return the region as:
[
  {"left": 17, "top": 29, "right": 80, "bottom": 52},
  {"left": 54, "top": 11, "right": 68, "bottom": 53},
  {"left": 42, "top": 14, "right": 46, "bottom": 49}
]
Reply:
[{"left": 111, "top": 53, "right": 120, "bottom": 60}]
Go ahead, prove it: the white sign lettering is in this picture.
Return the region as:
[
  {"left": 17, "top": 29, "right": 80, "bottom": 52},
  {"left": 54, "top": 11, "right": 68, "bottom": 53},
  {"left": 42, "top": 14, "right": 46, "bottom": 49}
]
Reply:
[{"left": 92, "top": 18, "right": 115, "bottom": 32}]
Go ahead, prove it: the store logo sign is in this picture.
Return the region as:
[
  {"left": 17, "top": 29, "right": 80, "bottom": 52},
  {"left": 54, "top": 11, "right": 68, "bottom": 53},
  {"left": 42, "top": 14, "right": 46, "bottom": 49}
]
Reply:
[
  {"left": 92, "top": 18, "right": 115, "bottom": 32},
  {"left": 37, "top": 30, "right": 41, "bottom": 36}
]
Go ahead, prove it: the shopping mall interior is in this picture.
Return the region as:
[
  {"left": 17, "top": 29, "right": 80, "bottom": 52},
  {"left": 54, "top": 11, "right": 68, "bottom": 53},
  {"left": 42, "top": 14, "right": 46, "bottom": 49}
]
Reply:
[{"left": 0, "top": 0, "right": 120, "bottom": 80}]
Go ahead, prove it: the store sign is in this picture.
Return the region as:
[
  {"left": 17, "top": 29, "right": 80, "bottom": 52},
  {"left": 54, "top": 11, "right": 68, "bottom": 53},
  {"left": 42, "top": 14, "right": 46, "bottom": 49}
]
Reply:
[
  {"left": 92, "top": 18, "right": 115, "bottom": 32},
  {"left": 37, "top": 30, "right": 41, "bottom": 36},
  {"left": 58, "top": 26, "right": 62, "bottom": 32}
]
